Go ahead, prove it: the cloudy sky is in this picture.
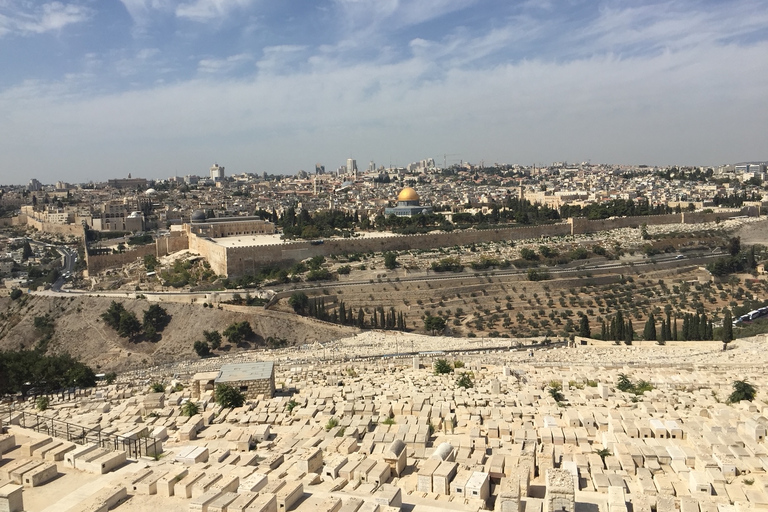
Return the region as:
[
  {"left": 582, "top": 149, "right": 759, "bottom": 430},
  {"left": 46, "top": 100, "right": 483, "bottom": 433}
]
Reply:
[{"left": 1, "top": 0, "right": 767, "bottom": 184}]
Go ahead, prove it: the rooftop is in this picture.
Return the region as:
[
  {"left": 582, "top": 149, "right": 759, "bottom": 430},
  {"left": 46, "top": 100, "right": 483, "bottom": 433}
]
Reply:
[{"left": 215, "top": 361, "right": 274, "bottom": 383}]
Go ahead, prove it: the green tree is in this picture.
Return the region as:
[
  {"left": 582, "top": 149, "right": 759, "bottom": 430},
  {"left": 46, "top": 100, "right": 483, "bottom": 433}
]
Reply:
[
  {"left": 149, "top": 382, "right": 164, "bottom": 393},
  {"left": 643, "top": 314, "right": 657, "bottom": 341},
  {"left": 193, "top": 340, "right": 211, "bottom": 357},
  {"left": 22, "top": 240, "right": 33, "bottom": 260},
  {"left": 118, "top": 310, "right": 142, "bottom": 339},
  {"left": 101, "top": 301, "right": 126, "bottom": 330},
  {"left": 595, "top": 448, "right": 612, "bottom": 463},
  {"left": 9, "top": 288, "right": 22, "bottom": 300},
  {"left": 288, "top": 292, "right": 309, "bottom": 314},
  {"left": 223, "top": 321, "right": 254, "bottom": 345},
  {"left": 215, "top": 384, "right": 245, "bottom": 408},
  {"left": 105, "top": 372, "right": 117, "bottom": 385},
  {"left": 424, "top": 315, "right": 446, "bottom": 335},
  {"left": 617, "top": 373, "right": 633, "bottom": 393},
  {"left": 383, "top": 251, "right": 398, "bottom": 270},
  {"left": 204, "top": 330, "right": 222, "bottom": 350},
  {"left": 722, "top": 310, "right": 733, "bottom": 350},
  {"left": 728, "top": 379, "right": 756, "bottom": 403},
  {"left": 143, "top": 304, "right": 170, "bottom": 336},
  {"left": 578, "top": 314, "right": 590, "bottom": 338},
  {"left": 144, "top": 254, "right": 159, "bottom": 272}
]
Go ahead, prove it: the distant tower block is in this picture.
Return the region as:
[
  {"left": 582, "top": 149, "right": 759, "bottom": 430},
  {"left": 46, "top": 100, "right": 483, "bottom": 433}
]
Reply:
[
  {"left": 546, "top": 469, "right": 575, "bottom": 512},
  {"left": 210, "top": 163, "right": 225, "bottom": 182}
]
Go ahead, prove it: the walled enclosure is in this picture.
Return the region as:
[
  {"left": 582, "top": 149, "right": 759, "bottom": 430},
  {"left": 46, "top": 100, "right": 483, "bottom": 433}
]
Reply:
[{"left": 85, "top": 208, "right": 753, "bottom": 277}]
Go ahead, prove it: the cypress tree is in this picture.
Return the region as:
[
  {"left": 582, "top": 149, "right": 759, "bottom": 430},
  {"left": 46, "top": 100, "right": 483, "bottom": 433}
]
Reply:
[
  {"left": 617, "top": 311, "right": 625, "bottom": 342},
  {"left": 644, "top": 314, "right": 657, "bottom": 341},
  {"left": 722, "top": 310, "right": 733, "bottom": 350},
  {"left": 672, "top": 316, "right": 678, "bottom": 341},
  {"left": 625, "top": 319, "right": 634, "bottom": 345},
  {"left": 578, "top": 315, "right": 591, "bottom": 338}
]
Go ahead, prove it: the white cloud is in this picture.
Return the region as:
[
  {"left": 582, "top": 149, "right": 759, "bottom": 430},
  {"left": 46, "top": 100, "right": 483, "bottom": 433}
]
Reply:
[
  {"left": 334, "top": 0, "right": 477, "bottom": 30},
  {"left": 198, "top": 53, "right": 252, "bottom": 74},
  {"left": 2, "top": 32, "right": 766, "bottom": 183},
  {"left": 2, "top": 0, "right": 768, "bottom": 183},
  {"left": 0, "top": 2, "right": 91, "bottom": 36},
  {"left": 114, "top": 48, "right": 162, "bottom": 76},
  {"left": 176, "top": 0, "right": 255, "bottom": 22}
]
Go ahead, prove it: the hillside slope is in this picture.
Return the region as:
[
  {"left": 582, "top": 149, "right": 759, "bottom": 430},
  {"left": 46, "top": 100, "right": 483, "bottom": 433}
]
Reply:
[{"left": 0, "top": 295, "right": 356, "bottom": 371}]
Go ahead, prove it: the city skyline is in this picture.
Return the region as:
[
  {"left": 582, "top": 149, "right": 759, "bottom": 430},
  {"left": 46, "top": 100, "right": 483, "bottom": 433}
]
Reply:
[{"left": 1, "top": 0, "right": 767, "bottom": 184}]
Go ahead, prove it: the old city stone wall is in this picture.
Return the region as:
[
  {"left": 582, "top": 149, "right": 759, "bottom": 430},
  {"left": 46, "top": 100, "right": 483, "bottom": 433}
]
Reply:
[
  {"left": 222, "top": 223, "right": 573, "bottom": 277},
  {"left": 25, "top": 216, "right": 85, "bottom": 237},
  {"left": 84, "top": 208, "right": 754, "bottom": 277},
  {"left": 86, "top": 232, "right": 190, "bottom": 275},
  {"left": 568, "top": 213, "right": 683, "bottom": 235}
]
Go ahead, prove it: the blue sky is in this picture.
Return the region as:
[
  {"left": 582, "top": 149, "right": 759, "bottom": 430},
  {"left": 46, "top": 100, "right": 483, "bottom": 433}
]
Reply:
[{"left": 1, "top": 0, "right": 767, "bottom": 184}]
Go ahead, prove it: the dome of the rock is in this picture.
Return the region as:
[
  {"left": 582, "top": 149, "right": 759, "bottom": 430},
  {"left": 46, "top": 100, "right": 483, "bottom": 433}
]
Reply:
[{"left": 397, "top": 187, "right": 420, "bottom": 202}]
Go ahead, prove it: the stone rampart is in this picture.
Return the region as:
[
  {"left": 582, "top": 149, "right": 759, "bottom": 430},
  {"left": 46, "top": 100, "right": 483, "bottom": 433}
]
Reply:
[
  {"left": 222, "top": 223, "right": 572, "bottom": 277},
  {"left": 25, "top": 216, "right": 85, "bottom": 237},
  {"left": 84, "top": 208, "right": 757, "bottom": 277},
  {"left": 87, "top": 231, "right": 189, "bottom": 275}
]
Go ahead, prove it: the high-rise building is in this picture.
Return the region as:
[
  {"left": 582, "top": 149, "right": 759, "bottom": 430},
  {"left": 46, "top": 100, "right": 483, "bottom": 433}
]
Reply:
[
  {"left": 27, "top": 178, "right": 42, "bottom": 191},
  {"left": 210, "top": 163, "right": 225, "bottom": 182},
  {"left": 346, "top": 159, "right": 357, "bottom": 176}
]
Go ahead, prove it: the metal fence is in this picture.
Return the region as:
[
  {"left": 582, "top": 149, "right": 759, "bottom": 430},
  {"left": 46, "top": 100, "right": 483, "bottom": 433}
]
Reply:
[{"left": 3, "top": 405, "right": 158, "bottom": 459}]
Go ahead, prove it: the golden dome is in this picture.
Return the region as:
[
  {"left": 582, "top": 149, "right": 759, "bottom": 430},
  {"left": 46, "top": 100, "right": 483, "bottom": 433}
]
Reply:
[{"left": 397, "top": 187, "right": 420, "bottom": 202}]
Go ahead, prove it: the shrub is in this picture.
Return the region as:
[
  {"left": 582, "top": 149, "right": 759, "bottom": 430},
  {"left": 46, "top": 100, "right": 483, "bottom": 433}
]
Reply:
[
  {"left": 181, "top": 401, "right": 199, "bottom": 417},
  {"left": 215, "top": 384, "right": 245, "bottom": 409},
  {"left": 325, "top": 417, "right": 339, "bottom": 430},
  {"left": 453, "top": 360, "right": 465, "bottom": 369},
  {"left": 36, "top": 396, "right": 49, "bottom": 411},
  {"left": 286, "top": 399, "right": 299, "bottom": 412},
  {"left": 9, "top": 288, "right": 22, "bottom": 300},
  {"left": 728, "top": 379, "right": 756, "bottom": 403},
  {"left": 382, "top": 416, "right": 396, "bottom": 425},
  {"left": 105, "top": 372, "right": 117, "bottom": 385},
  {"left": 434, "top": 359, "right": 453, "bottom": 375},
  {"left": 456, "top": 372, "right": 474, "bottom": 389},
  {"left": 149, "top": 382, "right": 165, "bottom": 393}
]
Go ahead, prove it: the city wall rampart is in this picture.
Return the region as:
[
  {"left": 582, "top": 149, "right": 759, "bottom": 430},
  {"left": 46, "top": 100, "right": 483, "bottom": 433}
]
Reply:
[
  {"left": 84, "top": 208, "right": 755, "bottom": 276},
  {"left": 25, "top": 216, "right": 85, "bottom": 237},
  {"left": 223, "top": 223, "right": 573, "bottom": 277},
  {"left": 87, "top": 232, "right": 190, "bottom": 275}
]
